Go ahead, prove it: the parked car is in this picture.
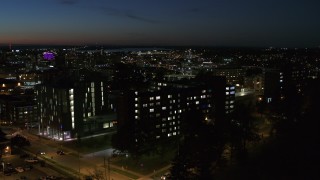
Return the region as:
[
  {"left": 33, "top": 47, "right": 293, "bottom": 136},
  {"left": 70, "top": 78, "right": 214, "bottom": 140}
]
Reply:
[
  {"left": 56, "top": 150, "right": 65, "bottom": 155},
  {"left": 25, "top": 158, "right": 38, "bottom": 163},
  {"left": 46, "top": 175, "right": 57, "bottom": 179},
  {"left": 4, "top": 169, "right": 11, "bottom": 176},
  {"left": 20, "top": 176, "right": 27, "bottom": 180},
  {"left": 15, "top": 166, "right": 24, "bottom": 173},
  {"left": 38, "top": 176, "right": 47, "bottom": 180},
  {"left": 24, "top": 164, "right": 33, "bottom": 171}
]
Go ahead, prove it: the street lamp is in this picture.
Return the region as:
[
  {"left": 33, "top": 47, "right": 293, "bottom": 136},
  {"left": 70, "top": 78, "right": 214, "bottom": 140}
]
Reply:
[
  {"left": 1, "top": 162, "right": 4, "bottom": 173},
  {"left": 4, "top": 146, "right": 11, "bottom": 155}
]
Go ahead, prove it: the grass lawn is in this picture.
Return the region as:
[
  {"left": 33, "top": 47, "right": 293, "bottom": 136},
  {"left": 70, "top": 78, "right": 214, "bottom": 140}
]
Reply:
[
  {"left": 60, "top": 133, "right": 114, "bottom": 154},
  {"left": 112, "top": 149, "right": 176, "bottom": 175},
  {"left": 110, "top": 167, "right": 140, "bottom": 179}
]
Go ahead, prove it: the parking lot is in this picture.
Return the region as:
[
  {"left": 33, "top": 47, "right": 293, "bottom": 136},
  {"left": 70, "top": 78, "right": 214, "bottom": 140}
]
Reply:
[{"left": 0, "top": 153, "right": 65, "bottom": 180}]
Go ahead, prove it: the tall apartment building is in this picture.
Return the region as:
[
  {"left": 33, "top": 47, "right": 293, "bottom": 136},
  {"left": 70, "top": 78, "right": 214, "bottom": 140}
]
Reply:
[
  {"left": 35, "top": 75, "right": 115, "bottom": 140},
  {"left": 0, "top": 95, "right": 37, "bottom": 126},
  {"left": 212, "top": 68, "right": 245, "bottom": 87},
  {"left": 117, "top": 77, "right": 235, "bottom": 143}
]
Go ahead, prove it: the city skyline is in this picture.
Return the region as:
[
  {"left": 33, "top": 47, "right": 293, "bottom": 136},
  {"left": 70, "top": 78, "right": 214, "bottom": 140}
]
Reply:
[{"left": 1, "top": 0, "right": 320, "bottom": 47}]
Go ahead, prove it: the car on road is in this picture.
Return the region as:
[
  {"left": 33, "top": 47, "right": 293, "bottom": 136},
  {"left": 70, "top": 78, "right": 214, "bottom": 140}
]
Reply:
[
  {"left": 15, "top": 166, "right": 24, "bottom": 172},
  {"left": 112, "top": 150, "right": 129, "bottom": 157},
  {"left": 37, "top": 151, "right": 46, "bottom": 155},
  {"left": 161, "top": 172, "right": 171, "bottom": 180}
]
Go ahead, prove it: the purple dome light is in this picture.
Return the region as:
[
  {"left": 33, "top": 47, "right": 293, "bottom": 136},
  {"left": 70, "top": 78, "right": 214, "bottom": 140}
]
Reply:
[{"left": 43, "top": 52, "right": 55, "bottom": 60}]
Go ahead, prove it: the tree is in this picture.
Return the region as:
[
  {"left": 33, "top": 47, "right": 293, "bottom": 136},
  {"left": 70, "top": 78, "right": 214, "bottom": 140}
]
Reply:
[
  {"left": 11, "top": 135, "right": 30, "bottom": 148},
  {"left": 170, "top": 106, "right": 227, "bottom": 179},
  {"left": 86, "top": 168, "right": 104, "bottom": 180},
  {"left": 228, "top": 104, "right": 260, "bottom": 160},
  {"left": 0, "top": 129, "right": 7, "bottom": 142}
]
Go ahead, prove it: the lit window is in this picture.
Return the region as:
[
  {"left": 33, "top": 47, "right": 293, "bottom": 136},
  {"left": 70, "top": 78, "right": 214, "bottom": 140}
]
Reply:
[
  {"left": 135, "top": 110, "right": 139, "bottom": 113},
  {"left": 196, "top": 101, "right": 199, "bottom": 104},
  {"left": 150, "top": 108, "right": 154, "bottom": 112},
  {"left": 135, "top": 104, "right": 138, "bottom": 107},
  {"left": 150, "top": 97, "right": 154, "bottom": 101},
  {"left": 226, "top": 87, "right": 229, "bottom": 90},
  {"left": 135, "top": 116, "right": 138, "bottom": 119},
  {"left": 168, "top": 95, "right": 172, "bottom": 98},
  {"left": 135, "top": 98, "right": 138, "bottom": 101},
  {"left": 162, "top": 106, "right": 166, "bottom": 110},
  {"left": 226, "top": 92, "right": 229, "bottom": 95},
  {"left": 156, "top": 96, "right": 160, "bottom": 100}
]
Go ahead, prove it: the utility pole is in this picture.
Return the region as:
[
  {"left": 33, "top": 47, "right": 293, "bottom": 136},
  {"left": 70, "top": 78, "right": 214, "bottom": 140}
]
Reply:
[
  {"left": 108, "top": 158, "right": 110, "bottom": 180},
  {"left": 104, "top": 157, "right": 107, "bottom": 180},
  {"left": 78, "top": 150, "right": 81, "bottom": 180}
]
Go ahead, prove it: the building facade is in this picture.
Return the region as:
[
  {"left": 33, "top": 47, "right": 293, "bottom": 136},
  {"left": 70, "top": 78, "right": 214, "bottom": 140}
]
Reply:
[
  {"left": 36, "top": 79, "right": 115, "bottom": 140},
  {"left": 117, "top": 78, "right": 235, "bottom": 143}
]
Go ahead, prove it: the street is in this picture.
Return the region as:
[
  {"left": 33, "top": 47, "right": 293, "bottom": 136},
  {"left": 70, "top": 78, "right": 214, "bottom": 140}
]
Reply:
[{"left": 2, "top": 127, "right": 158, "bottom": 180}]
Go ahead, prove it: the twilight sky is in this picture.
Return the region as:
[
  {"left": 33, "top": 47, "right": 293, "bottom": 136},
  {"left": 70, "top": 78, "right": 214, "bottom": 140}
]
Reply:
[{"left": 1, "top": 0, "right": 320, "bottom": 47}]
